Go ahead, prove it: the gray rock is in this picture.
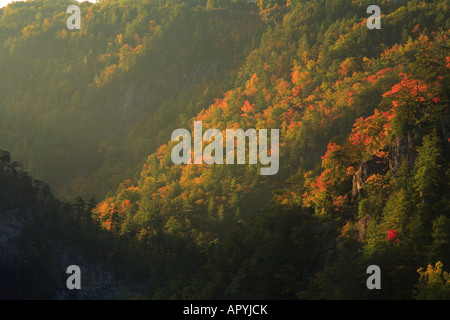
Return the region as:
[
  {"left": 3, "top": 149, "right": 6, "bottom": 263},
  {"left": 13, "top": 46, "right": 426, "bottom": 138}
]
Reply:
[
  {"left": 388, "top": 131, "right": 422, "bottom": 174},
  {"left": 352, "top": 156, "right": 387, "bottom": 197}
]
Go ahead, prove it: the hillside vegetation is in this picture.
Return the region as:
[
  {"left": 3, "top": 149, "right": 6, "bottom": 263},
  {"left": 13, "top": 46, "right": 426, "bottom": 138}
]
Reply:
[{"left": 0, "top": 0, "right": 449, "bottom": 299}]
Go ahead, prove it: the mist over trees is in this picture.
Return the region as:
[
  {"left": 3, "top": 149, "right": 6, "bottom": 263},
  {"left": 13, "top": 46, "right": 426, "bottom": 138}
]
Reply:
[{"left": 0, "top": 0, "right": 449, "bottom": 299}]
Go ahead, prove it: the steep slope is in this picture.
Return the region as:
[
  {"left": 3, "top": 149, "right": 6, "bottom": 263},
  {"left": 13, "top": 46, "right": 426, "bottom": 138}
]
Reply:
[
  {"left": 0, "top": 0, "right": 449, "bottom": 300},
  {"left": 92, "top": 0, "right": 450, "bottom": 299},
  {"left": 0, "top": 150, "right": 152, "bottom": 299},
  {"left": 0, "top": 0, "right": 264, "bottom": 201}
]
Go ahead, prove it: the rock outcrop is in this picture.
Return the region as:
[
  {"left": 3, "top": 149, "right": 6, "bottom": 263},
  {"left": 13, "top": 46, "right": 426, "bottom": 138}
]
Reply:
[
  {"left": 442, "top": 115, "right": 450, "bottom": 148},
  {"left": 352, "top": 156, "right": 387, "bottom": 197},
  {"left": 352, "top": 130, "right": 427, "bottom": 197},
  {"left": 388, "top": 131, "right": 422, "bottom": 174}
]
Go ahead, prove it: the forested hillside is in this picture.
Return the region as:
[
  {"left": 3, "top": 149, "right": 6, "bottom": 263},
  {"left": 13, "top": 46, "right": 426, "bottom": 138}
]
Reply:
[
  {"left": 0, "top": 150, "right": 153, "bottom": 299},
  {"left": 0, "top": 0, "right": 264, "bottom": 200},
  {"left": 1, "top": 0, "right": 449, "bottom": 300}
]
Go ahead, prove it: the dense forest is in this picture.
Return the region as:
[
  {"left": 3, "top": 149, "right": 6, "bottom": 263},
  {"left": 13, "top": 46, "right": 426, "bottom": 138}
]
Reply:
[
  {"left": 0, "top": 0, "right": 265, "bottom": 200},
  {"left": 0, "top": 0, "right": 449, "bottom": 300}
]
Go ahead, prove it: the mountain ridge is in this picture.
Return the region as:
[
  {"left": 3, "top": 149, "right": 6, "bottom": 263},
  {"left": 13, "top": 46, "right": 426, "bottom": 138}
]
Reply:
[{"left": 0, "top": 0, "right": 449, "bottom": 299}]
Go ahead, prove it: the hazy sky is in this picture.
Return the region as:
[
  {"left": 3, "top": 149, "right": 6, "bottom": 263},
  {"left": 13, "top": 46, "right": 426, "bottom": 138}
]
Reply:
[
  {"left": 0, "top": 0, "right": 25, "bottom": 9},
  {"left": 0, "top": 0, "right": 97, "bottom": 8}
]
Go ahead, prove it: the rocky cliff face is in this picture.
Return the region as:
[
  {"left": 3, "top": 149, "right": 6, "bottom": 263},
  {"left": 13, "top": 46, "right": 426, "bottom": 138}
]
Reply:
[
  {"left": 352, "top": 130, "right": 426, "bottom": 197},
  {"left": 107, "top": 60, "right": 226, "bottom": 131},
  {"left": 352, "top": 156, "right": 387, "bottom": 197},
  {"left": 0, "top": 207, "right": 147, "bottom": 300},
  {"left": 0, "top": 209, "right": 121, "bottom": 299},
  {"left": 388, "top": 131, "right": 422, "bottom": 174},
  {"left": 442, "top": 115, "right": 450, "bottom": 148},
  {"left": 351, "top": 124, "right": 448, "bottom": 245},
  {"left": 0, "top": 152, "right": 146, "bottom": 300}
]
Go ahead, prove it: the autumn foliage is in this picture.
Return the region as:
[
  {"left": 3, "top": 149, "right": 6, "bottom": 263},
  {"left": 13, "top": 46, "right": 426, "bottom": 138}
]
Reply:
[{"left": 1, "top": 0, "right": 449, "bottom": 300}]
